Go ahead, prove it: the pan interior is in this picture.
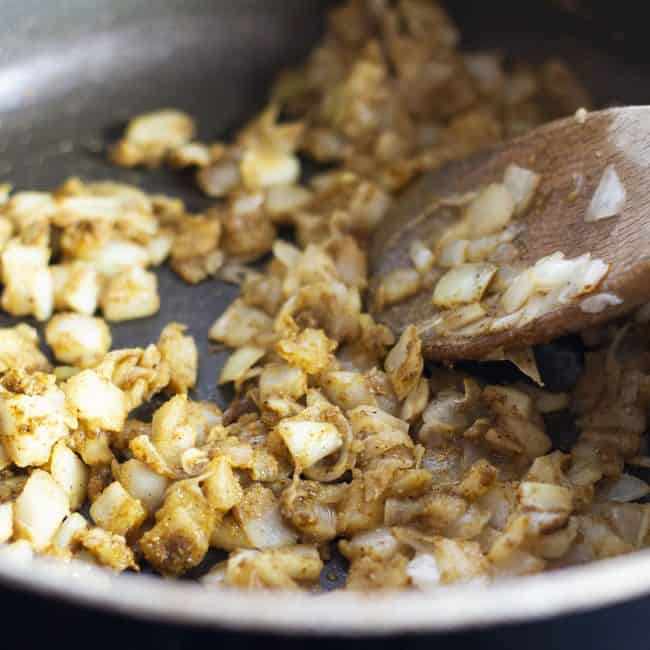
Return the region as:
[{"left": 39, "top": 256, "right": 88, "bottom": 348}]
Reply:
[{"left": 0, "top": 0, "right": 649, "bottom": 630}]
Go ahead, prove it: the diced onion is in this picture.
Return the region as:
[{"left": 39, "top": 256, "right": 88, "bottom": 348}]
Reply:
[
  {"left": 378, "top": 268, "right": 421, "bottom": 307},
  {"left": 438, "top": 239, "right": 469, "bottom": 268},
  {"left": 409, "top": 240, "right": 435, "bottom": 274},
  {"left": 598, "top": 474, "right": 650, "bottom": 503},
  {"left": 197, "top": 160, "right": 241, "bottom": 197},
  {"left": 407, "top": 553, "right": 440, "bottom": 590},
  {"left": 276, "top": 420, "right": 343, "bottom": 470},
  {"left": 586, "top": 164, "right": 626, "bottom": 222},
  {"left": 464, "top": 183, "right": 515, "bottom": 237},
  {"left": 503, "top": 164, "right": 541, "bottom": 216},
  {"left": 433, "top": 263, "right": 497, "bottom": 308},
  {"left": 501, "top": 269, "right": 534, "bottom": 313},
  {"left": 580, "top": 293, "right": 623, "bottom": 314},
  {"left": 434, "top": 303, "right": 487, "bottom": 332},
  {"left": 575, "top": 107, "right": 588, "bottom": 124},
  {"left": 219, "top": 346, "right": 266, "bottom": 385}
]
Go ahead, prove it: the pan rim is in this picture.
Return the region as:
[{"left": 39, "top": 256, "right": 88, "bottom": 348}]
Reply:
[{"left": 0, "top": 548, "right": 648, "bottom": 635}]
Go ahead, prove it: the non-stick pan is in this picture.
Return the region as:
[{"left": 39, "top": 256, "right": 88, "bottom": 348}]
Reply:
[{"left": 1, "top": 0, "right": 650, "bottom": 638}]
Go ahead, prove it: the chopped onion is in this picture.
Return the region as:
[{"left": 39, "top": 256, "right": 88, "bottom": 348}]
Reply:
[
  {"left": 407, "top": 553, "right": 440, "bottom": 590},
  {"left": 484, "top": 347, "right": 543, "bottom": 385},
  {"left": 580, "top": 257, "right": 610, "bottom": 293},
  {"left": 580, "top": 293, "right": 623, "bottom": 314},
  {"left": 265, "top": 184, "right": 312, "bottom": 219},
  {"left": 466, "top": 234, "right": 500, "bottom": 262},
  {"left": 272, "top": 239, "right": 301, "bottom": 268},
  {"left": 218, "top": 346, "right": 266, "bottom": 385},
  {"left": 0, "top": 183, "right": 11, "bottom": 205},
  {"left": 598, "top": 473, "right": 650, "bottom": 503},
  {"left": 532, "top": 252, "right": 578, "bottom": 291},
  {"left": 438, "top": 239, "right": 468, "bottom": 268},
  {"left": 503, "top": 164, "right": 541, "bottom": 216},
  {"left": 276, "top": 420, "right": 343, "bottom": 470},
  {"left": 433, "top": 302, "right": 487, "bottom": 332},
  {"left": 196, "top": 160, "right": 241, "bottom": 197},
  {"left": 378, "top": 268, "right": 421, "bottom": 307},
  {"left": 501, "top": 269, "right": 534, "bottom": 313},
  {"left": 345, "top": 528, "right": 400, "bottom": 561},
  {"left": 216, "top": 261, "right": 253, "bottom": 286},
  {"left": 574, "top": 107, "right": 588, "bottom": 124},
  {"left": 464, "top": 183, "right": 515, "bottom": 237},
  {"left": 489, "top": 310, "right": 522, "bottom": 333},
  {"left": 433, "top": 263, "right": 497, "bottom": 308},
  {"left": 502, "top": 252, "right": 609, "bottom": 315},
  {"left": 604, "top": 503, "right": 650, "bottom": 548},
  {"left": 439, "top": 191, "right": 478, "bottom": 207},
  {"left": 409, "top": 239, "right": 435, "bottom": 274},
  {"left": 453, "top": 316, "right": 492, "bottom": 337},
  {"left": 586, "top": 164, "right": 626, "bottom": 222}
]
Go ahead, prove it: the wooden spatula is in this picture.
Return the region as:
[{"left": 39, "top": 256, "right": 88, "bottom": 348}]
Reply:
[{"left": 369, "top": 106, "right": 650, "bottom": 361}]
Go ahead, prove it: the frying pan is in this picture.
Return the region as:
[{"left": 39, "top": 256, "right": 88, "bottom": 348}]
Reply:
[{"left": 1, "top": 0, "right": 650, "bottom": 638}]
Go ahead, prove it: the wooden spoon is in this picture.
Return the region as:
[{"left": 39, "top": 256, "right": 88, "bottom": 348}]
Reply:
[{"left": 369, "top": 106, "right": 650, "bottom": 361}]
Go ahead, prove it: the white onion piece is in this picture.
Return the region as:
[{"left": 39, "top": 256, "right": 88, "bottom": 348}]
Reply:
[
  {"left": 490, "top": 265, "right": 522, "bottom": 292},
  {"left": 489, "top": 310, "right": 522, "bottom": 332},
  {"left": 586, "top": 164, "right": 626, "bottom": 222},
  {"left": 379, "top": 268, "right": 421, "bottom": 306},
  {"left": 276, "top": 420, "right": 343, "bottom": 470},
  {"left": 503, "top": 164, "right": 541, "bottom": 216},
  {"left": 433, "top": 263, "right": 496, "bottom": 308},
  {"left": 556, "top": 257, "right": 609, "bottom": 304},
  {"left": 580, "top": 257, "right": 610, "bottom": 292},
  {"left": 580, "top": 293, "right": 623, "bottom": 314},
  {"left": 502, "top": 252, "right": 609, "bottom": 315},
  {"left": 501, "top": 269, "right": 535, "bottom": 313},
  {"left": 409, "top": 240, "right": 435, "bottom": 274},
  {"left": 434, "top": 303, "right": 487, "bottom": 331},
  {"left": 265, "top": 184, "right": 312, "bottom": 217},
  {"left": 520, "top": 291, "right": 560, "bottom": 325},
  {"left": 598, "top": 473, "right": 650, "bottom": 503},
  {"left": 575, "top": 107, "right": 588, "bottom": 124},
  {"left": 272, "top": 239, "right": 301, "bottom": 267},
  {"left": 453, "top": 316, "right": 491, "bottom": 337},
  {"left": 464, "top": 183, "right": 515, "bottom": 237},
  {"left": 466, "top": 234, "right": 500, "bottom": 262},
  {"left": 346, "top": 528, "right": 400, "bottom": 561},
  {"left": 197, "top": 160, "right": 240, "bottom": 197},
  {"left": 532, "top": 253, "right": 578, "bottom": 291},
  {"left": 219, "top": 346, "right": 266, "bottom": 385},
  {"left": 492, "top": 347, "right": 543, "bottom": 385},
  {"left": 439, "top": 191, "right": 478, "bottom": 207},
  {"left": 438, "top": 239, "right": 468, "bottom": 268},
  {"left": 407, "top": 553, "right": 441, "bottom": 590}
]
